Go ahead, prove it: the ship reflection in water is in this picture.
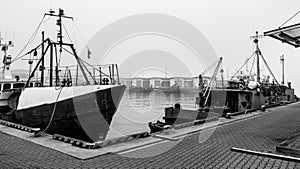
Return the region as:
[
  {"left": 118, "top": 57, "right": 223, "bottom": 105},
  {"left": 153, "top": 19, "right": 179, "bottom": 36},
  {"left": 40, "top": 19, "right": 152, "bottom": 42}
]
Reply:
[{"left": 106, "top": 89, "right": 198, "bottom": 139}]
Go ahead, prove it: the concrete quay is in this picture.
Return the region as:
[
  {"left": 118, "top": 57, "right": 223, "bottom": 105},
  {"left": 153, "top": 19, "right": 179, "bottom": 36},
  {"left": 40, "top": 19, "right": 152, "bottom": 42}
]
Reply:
[{"left": 0, "top": 102, "right": 300, "bottom": 168}]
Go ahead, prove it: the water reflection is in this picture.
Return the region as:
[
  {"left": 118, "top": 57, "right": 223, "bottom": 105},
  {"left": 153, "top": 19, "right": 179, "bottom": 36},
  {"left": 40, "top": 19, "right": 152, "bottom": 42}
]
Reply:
[{"left": 106, "top": 89, "right": 199, "bottom": 139}]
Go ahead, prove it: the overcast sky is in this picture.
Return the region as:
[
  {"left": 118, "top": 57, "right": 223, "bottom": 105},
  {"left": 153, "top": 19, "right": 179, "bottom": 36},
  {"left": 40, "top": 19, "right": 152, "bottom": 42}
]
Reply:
[{"left": 1, "top": 0, "right": 300, "bottom": 94}]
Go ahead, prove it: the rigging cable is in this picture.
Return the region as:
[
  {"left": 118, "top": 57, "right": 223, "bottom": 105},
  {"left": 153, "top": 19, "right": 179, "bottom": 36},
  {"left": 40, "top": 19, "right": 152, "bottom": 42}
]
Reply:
[
  {"left": 73, "top": 20, "right": 91, "bottom": 57},
  {"left": 72, "top": 21, "right": 77, "bottom": 47},
  {"left": 0, "top": 44, "right": 44, "bottom": 70},
  {"left": 41, "top": 66, "right": 71, "bottom": 134},
  {"left": 61, "top": 46, "right": 97, "bottom": 83},
  {"left": 63, "top": 23, "right": 73, "bottom": 44},
  {"left": 231, "top": 52, "right": 256, "bottom": 79},
  {"left": 279, "top": 10, "right": 300, "bottom": 28},
  {"left": 11, "top": 15, "right": 51, "bottom": 65},
  {"left": 204, "top": 58, "right": 222, "bottom": 105},
  {"left": 200, "top": 59, "right": 218, "bottom": 76},
  {"left": 249, "top": 55, "right": 256, "bottom": 78},
  {"left": 41, "top": 86, "right": 64, "bottom": 134},
  {"left": 259, "top": 49, "right": 280, "bottom": 84},
  {"left": 12, "top": 15, "right": 47, "bottom": 63},
  {"left": 61, "top": 46, "right": 111, "bottom": 78}
]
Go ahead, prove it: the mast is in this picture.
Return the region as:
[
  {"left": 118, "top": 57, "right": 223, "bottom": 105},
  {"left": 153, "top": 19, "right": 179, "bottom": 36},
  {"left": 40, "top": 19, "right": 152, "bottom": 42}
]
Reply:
[
  {"left": 51, "top": 8, "right": 69, "bottom": 53},
  {"left": 280, "top": 54, "right": 284, "bottom": 85},
  {"left": 41, "top": 31, "right": 45, "bottom": 86},
  {"left": 47, "top": 8, "right": 69, "bottom": 86},
  {"left": 250, "top": 31, "right": 263, "bottom": 84},
  {"left": 26, "top": 8, "right": 91, "bottom": 86},
  {"left": 254, "top": 31, "right": 260, "bottom": 83},
  {"left": 49, "top": 43, "right": 53, "bottom": 87}
]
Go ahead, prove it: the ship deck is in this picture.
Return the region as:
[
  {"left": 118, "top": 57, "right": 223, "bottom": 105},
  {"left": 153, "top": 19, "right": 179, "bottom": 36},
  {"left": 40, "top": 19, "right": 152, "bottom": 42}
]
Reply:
[{"left": 1, "top": 102, "right": 300, "bottom": 168}]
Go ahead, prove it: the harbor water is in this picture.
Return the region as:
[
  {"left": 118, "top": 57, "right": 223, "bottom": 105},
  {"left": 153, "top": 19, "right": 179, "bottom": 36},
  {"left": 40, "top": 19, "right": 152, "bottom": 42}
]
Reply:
[{"left": 106, "top": 89, "right": 199, "bottom": 139}]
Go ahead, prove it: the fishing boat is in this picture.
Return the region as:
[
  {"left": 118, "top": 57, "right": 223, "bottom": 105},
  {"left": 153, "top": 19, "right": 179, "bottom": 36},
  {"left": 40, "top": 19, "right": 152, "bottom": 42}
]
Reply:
[
  {"left": 0, "top": 35, "right": 38, "bottom": 113},
  {"left": 2, "top": 9, "right": 126, "bottom": 142},
  {"left": 0, "top": 37, "right": 18, "bottom": 112},
  {"left": 149, "top": 32, "right": 297, "bottom": 133},
  {"left": 227, "top": 31, "right": 296, "bottom": 109},
  {"left": 149, "top": 57, "right": 224, "bottom": 130}
]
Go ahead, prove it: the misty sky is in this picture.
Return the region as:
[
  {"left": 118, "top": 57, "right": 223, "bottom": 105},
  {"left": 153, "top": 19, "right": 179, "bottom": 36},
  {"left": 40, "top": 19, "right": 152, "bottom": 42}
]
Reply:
[{"left": 1, "top": 0, "right": 300, "bottom": 94}]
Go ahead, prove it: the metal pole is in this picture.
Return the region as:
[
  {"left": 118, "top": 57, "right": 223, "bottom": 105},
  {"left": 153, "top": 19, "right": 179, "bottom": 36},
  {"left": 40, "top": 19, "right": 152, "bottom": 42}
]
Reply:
[
  {"left": 54, "top": 45, "right": 59, "bottom": 86},
  {"left": 41, "top": 31, "right": 44, "bottom": 86},
  {"left": 75, "top": 64, "right": 78, "bottom": 86},
  {"left": 99, "top": 66, "right": 102, "bottom": 85},
  {"left": 69, "top": 44, "right": 90, "bottom": 85},
  {"left": 116, "top": 64, "right": 120, "bottom": 84},
  {"left": 112, "top": 64, "right": 115, "bottom": 84},
  {"left": 93, "top": 68, "right": 95, "bottom": 84},
  {"left": 58, "top": 8, "right": 63, "bottom": 53},
  {"left": 281, "top": 54, "right": 284, "bottom": 85},
  {"left": 109, "top": 66, "right": 112, "bottom": 84},
  {"left": 221, "top": 69, "right": 224, "bottom": 88},
  {"left": 255, "top": 32, "right": 260, "bottom": 84},
  {"left": 26, "top": 41, "right": 50, "bottom": 87},
  {"left": 50, "top": 43, "right": 53, "bottom": 87}
]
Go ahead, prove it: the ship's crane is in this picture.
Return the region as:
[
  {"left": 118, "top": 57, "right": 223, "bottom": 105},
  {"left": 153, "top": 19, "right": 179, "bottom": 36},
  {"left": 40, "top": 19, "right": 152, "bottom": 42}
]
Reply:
[{"left": 197, "top": 57, "right": 223, "bottom": 108}]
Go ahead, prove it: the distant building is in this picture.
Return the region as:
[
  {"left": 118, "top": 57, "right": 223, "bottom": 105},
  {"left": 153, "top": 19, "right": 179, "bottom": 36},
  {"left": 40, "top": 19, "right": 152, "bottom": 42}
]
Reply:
[
  {"left": 119, "top": 76, "right": 217, "bottom": 89},
  {"left": 149, "top": 77, "right": 174, "bottom": 88},
  {"left": 119, "top": 78, "right": 132, "bottom": 87},
  {"left": 131, "top": 77, "right": 151, "bottom": 88},
  {"left": 172, "top": 77, "right": 184, "bottom": 88}
]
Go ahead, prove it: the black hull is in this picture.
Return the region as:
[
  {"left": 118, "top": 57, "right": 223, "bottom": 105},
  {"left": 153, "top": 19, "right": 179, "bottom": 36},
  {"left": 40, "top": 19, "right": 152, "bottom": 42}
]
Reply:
[
  {"left": 163, "top": 107, "right": 212, "bottom": 125},
  {"left": 14, "top": 85, "right": 125, "bottom": 142}
]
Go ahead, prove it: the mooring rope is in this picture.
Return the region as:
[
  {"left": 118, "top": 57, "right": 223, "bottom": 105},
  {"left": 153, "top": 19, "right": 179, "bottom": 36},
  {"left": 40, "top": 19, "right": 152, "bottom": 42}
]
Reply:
[{"left": 41, "top": 86, "right": 64, "bottom": 134}]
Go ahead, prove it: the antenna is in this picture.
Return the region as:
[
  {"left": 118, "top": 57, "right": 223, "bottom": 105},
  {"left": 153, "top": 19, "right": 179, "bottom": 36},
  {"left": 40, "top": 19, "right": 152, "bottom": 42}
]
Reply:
[{"left": 49, "top": 0, "right": 54, "bottom": 14}]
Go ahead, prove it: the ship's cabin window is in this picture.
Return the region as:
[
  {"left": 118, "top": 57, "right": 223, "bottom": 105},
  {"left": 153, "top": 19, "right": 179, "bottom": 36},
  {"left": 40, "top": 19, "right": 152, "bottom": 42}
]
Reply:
[
  {"left": 3, "top": 83, "right": 11, "bottom": 90},
  {"left": 13, "top": 83, "right": 25, "bottom": 89},
  {"left": 29, "top": 83, "right": 34, "bottom": 87}
]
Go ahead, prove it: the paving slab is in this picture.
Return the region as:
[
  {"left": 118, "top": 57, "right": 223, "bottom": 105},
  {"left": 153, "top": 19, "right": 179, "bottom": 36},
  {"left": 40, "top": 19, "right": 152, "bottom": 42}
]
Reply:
[
  {"left": 0, "top": 106, "right": 267, "bottom": 159},
  {"left": 0, "top": 102, "right": 300, "bottom": 168}
]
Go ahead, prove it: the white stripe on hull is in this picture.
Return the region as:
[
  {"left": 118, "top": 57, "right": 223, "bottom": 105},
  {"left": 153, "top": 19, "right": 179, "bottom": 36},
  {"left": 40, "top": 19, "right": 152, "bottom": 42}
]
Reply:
[{"left": 17, "top": 85, "right": 119, "bottom": 110}]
